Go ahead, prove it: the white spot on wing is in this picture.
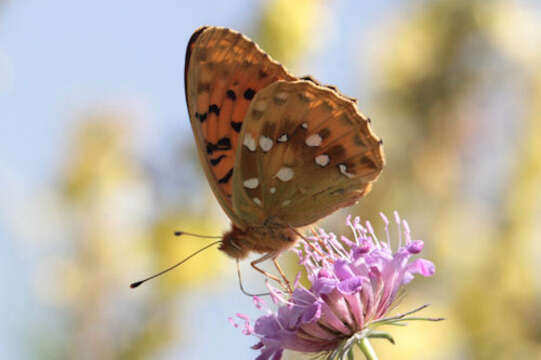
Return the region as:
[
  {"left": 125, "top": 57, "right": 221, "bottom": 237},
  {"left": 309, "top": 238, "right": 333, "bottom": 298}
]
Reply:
[
  {"left": 277, "top": 134, "right": 288, "bottom": 143},
  {"left": 315, "top": 154, "right": 330, "bottom": 167},
  {"left": 301, "top": 122, "right": 308, "bottom": 129},
  {"left": 275, "top": 92, "right": 288, "bottom": 101},
  {"left": 270, "top": 187, "right": 276, "bottom": 194},
  {"left": 275, "top": 167, "right": 294, "bottom": 182},
  {"left": 338, "top": 164, "right": 355, "bottom": 178},
  {"left": 243, "top": 178, "right": 259, "bottom": 189},
  {"left": 305, "top": 134, "right": 322, "bottom": 147},
  {"left": 259, "top": 136, "right": 273, "bottom": 152},
  {"left": 243, "top": 133, "right": 256, "bottom": 151},
  {"left": 253, "top": 198, "right": 262, "bottom": 206}
]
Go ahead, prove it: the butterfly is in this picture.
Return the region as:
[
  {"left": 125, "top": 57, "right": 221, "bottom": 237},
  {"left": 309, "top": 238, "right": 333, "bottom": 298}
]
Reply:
[{"left": 184, "top": 26, "right": 384, "bottom": 276}]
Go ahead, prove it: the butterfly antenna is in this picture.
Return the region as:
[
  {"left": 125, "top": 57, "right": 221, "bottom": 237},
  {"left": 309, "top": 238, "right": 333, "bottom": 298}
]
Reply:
[
  {"left": 173, "top": 230, "right": 222, "bottom": 239},
  {"left": 236, "top": 259, "right": 270, "bottom": 297},
  {"left": 130, "top": 240, "right": 222, "bottom": 289}
]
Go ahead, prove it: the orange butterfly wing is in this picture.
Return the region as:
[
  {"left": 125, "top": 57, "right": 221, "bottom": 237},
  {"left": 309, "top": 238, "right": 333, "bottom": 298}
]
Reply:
[{"left": 185, "top": 26, "right": 296, "bottom": 226}]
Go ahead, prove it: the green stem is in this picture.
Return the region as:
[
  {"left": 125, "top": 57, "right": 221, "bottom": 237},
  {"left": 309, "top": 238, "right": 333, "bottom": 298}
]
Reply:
[{"left": 358, "top": 338, "right": 378, "bottom": 360}]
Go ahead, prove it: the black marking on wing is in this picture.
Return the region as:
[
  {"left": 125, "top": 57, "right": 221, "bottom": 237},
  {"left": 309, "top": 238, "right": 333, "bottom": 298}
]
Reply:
[
  {"left": 208, "top": 104, "right": 220, "bottom": 116},
  {"left": 206, "top": 137, "right": 232, "bottom": 154},
  {"left": 210, "top": 154, "right": 227, "bottom": 166},
  {"left": 226, "top": 89, "right": 237, "bottom": 100},
  {"left": 195, "top": 112, "right": 208, "bottom": 123},
  {"left": 218, "top": 168, "right": 233, "bottom": 184},
  {"left": 231, "top": 121, "right": 242, "bottom": 133},
  {"left": 244, "top": 88, "right": 256, "bottom": 100}
]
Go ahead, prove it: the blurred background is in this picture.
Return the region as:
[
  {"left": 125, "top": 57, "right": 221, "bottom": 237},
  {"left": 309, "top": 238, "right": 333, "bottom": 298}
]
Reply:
[{"left": 1, "top": 0, "right": 540, "bottom": 359}]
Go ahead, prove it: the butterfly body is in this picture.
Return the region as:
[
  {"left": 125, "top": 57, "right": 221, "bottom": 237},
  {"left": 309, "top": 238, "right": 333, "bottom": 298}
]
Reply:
[
  {"left": 185, "top": 26, "right": 384, "bottom": 260},
  {"left": 220, "top": 224, "right": 297, "bottom": 260}
]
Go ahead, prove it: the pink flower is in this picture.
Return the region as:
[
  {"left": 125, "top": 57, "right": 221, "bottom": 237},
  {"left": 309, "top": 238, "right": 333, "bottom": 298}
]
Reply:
[{"left": 231, "top": 212, "right": 441, "bottom": 360}]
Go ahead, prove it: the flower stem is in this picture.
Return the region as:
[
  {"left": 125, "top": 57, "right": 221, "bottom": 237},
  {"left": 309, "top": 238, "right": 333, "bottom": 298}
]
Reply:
[{"left": 358, "top": 338, "right": 378, "bottom": 360}]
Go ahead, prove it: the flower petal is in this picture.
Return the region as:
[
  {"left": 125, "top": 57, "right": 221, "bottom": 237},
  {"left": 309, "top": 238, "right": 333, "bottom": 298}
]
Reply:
[
  {"left": 300, "top": 321, "right": 339, "bottom": 341},
  {"left": 271, "top": 349, "right": 283, "bottom": 360},
  {"left": 312, "top": 276, "right": 338, "bottom": 295},
  {"left": 278, "top": 304, "right": 303, "bottom": 330},
  {"left": 318, "top": 300, "right": 352, "bottom": 335},
  {"left": 352, "top": 240, "right": 371, "bottom": 259},
  {"left": 343, "top": 292, "right": 364, "bottom": 329},
  {"left": 254, "top": 315, "right": 281, "bottom": 338},
  {"left": 251, "top": 342, "right": 264, "bottom": 350},
  {"left": 337, "top": 276, "right": 363, "bottom": 295},
  {"left": 333, "top": 259, "right": 355, "bottom": 280},
  {"left": 407, "top": 240, "right": 424, "bottom": 254},
  {"left": 292, "top": 286, "right": 318, "bottom": 304},
  {"left": 407, "top": 258, "right": 435, "bottom": 278},
  {"left": 302, "top": 301, "right": 322, "bottom": 323}
]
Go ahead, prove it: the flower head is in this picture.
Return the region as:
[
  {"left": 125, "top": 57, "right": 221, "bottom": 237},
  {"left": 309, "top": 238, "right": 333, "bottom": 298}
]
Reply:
[{"left": 231, "top": 212, "right": 440, "bottom": 360}]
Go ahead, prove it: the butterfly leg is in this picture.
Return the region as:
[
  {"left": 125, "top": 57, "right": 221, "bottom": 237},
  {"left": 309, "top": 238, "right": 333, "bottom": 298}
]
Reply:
[
  {"left": 272, "top": 257, "right": 292, "bottom": 293},
  {"left": 250, "top": 253, "right": 288, "bottom": 290},
  {"left": 236, "top": 259, "right": 270, "bottom": 297}
]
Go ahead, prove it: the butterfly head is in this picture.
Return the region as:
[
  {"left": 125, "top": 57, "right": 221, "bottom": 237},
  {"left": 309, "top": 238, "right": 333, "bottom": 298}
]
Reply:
[
  {"left": 219, "top": 224, "right": 298, "bottom": 259},
  {"left": 220, "top": 226, "right": 252, "bottom": 259}
]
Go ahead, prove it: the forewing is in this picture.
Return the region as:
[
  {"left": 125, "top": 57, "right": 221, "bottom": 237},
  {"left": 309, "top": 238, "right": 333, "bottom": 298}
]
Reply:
[
  {"left": 185, "top": 26, "right": 296, "bottom": 226},
  {"left": 232, "top": 80, "right": 384, "bottom": 227}
]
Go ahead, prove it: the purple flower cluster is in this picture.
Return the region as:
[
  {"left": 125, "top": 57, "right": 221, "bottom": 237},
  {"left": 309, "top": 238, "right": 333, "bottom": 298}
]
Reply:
[{"left": 230, "top": 212, "right": 436, "bottom": 360}]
